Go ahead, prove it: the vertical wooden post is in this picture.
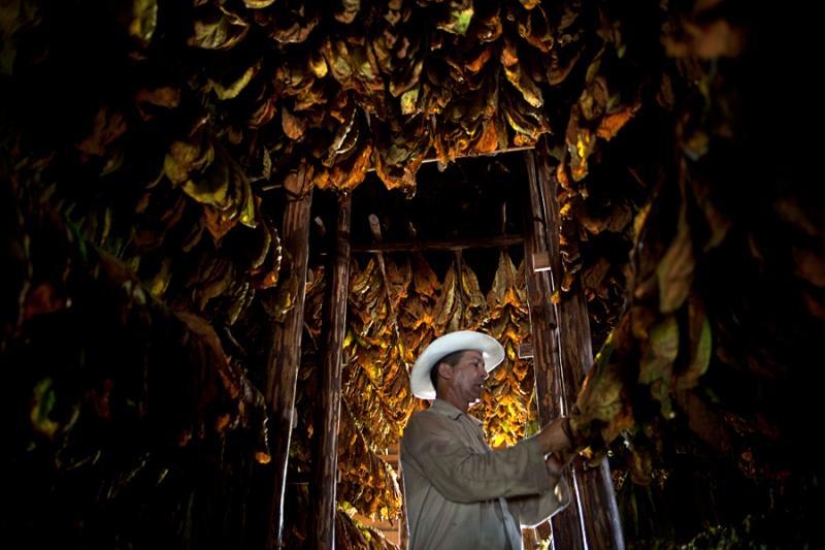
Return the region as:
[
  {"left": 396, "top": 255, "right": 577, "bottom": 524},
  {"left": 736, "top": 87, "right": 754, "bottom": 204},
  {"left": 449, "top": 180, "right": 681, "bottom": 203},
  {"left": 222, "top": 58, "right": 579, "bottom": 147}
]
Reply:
[
  {"left": 558, "top": 287, "right": 625, "bottom": 550},
  {"left": 310, "top": 194, "right": 352, "bottom": 549},
  {"left": 264, "top": 190, "right": 313, "bottom": 550},
  {"left": 524, "top": 149, "right": 625, "bottom": 550},
  {"left": 524, "top": 150, "right": 586, "bottom": 550}
]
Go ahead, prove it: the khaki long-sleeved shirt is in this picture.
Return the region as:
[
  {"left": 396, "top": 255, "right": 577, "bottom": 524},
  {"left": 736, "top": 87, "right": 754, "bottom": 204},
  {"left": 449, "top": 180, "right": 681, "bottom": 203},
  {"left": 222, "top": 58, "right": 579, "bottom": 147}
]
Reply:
[{"left": 400, "top": 399, "right": 570, "bottom": 550}]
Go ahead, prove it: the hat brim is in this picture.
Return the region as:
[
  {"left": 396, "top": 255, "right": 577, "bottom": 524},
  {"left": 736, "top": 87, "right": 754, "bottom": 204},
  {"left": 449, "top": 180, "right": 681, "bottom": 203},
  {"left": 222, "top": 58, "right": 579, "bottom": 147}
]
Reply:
[{"left": 410, "top": 330, "right": 505, "bottom": 400}]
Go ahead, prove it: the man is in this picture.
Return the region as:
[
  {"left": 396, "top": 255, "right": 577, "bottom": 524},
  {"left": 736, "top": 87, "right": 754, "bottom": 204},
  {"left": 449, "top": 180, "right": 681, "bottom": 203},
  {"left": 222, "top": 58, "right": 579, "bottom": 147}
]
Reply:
[{"left": 400, "top": 330, "right": 574, "bottom": 550}]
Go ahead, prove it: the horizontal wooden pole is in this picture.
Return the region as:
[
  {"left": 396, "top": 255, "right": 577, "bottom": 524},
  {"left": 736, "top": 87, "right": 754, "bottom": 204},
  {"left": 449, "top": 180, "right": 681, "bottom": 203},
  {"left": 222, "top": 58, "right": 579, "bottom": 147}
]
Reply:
[{"left": 350, "top": 234, "right": 523, "bottom": 253}]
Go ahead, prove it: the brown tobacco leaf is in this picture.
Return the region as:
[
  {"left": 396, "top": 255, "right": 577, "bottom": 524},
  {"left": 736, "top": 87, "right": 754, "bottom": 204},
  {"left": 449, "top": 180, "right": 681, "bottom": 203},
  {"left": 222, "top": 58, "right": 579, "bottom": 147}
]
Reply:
[
  {"left": 655, "top": 201, "right": 694, "bottom": 314},
  {"left": 500, "top": 38, "right": 543, "bottom": 109},
  {"left": 792, "top": 245, "right": 825, "bottom": 287},
  {"left": 208, "top": 60, "right": 262, "bottom": 101},
  {"left": 580, "top": 201, "right": 634, "bottom": 235},
  {"left": 474, "top": 7, "right": 502, "bottom": 43},
  {"left": 324, "top": 38, "right": 377, "bottom": 93},
  {"left": 243, "top": 0, "right": 277, "bottom": 8},
  {"left": 674, "top": 391, "right": 732, "bottom": 453},
  {"left": 372, "top": 118, "right": 430, "bottom": 192},
  {"left": 254, "top": 3, "right": 319, "bottom": 44},
  {"left": 75, "top": 106, "right": 128, "bottom": 158},
  {"left": 460, "top": 257, "right": 489, "bottom": 326},
  {"left": 501, "top": 88, "right": 550, "bottom": 147},
  {"left": 176, "top": 310, "right": 268, "bottom": 439},
  {"left": 801, "top": 289, "right": 825, "bottom": 320},
  {"left": 500, "top": 35, "right": 519, "bottom": 68},
  {"left": 689, "top": 175, "right": 731, "bottom": 251},
  {"left": 581, "top": 257, "right": 612, "bottom": 297},
  {"left": 280, "top": 105, "right": 306, "bottom": 140},
  {"left": 627, "top": 443, "right": 654, "bottom": 485},
  {"left": 259, "top": 251, "right": 299, "bottom": 322},
  {"left": 487, "top": 251, "right": 528, "bottom": 312},
  {"left": 334, "top": 0, "right": 361, "bottom": 24},
  {"left": 349, "top": 257, "right": 377, "bottom": 296},
  {"left": 503, "top": 60, "right": 544, "bottom": 109},
  {"left": 413, "top": 253, "right": 441, "bottom": 298},
  {"left": 472, "top": 119, "right": 502, "bottom": 154},
  {"left": 279, "top": 157, "right": 316, "bottom": 197},
  {"left": 572, "top": 312, "right": 636, "bottom": 448},
  {"left": 23, "top": 282, "right": 68, "bottom": 321},
  {"left": 249, "top": 221, "right": 283, "bottom": 290},
  {"left": 325, "top": 103, "right": 362, "bottom": 166},
  {"left": 389, "top": 45, "right": 424, "bottom": 98},
  {"left": 327, "top": 142, "right": 373, "bottom": 193},
  {"left": 578, "top": 70, "right": 608, "bottom": 122},
  {"left": 433, "top": 262, "right": 459, "bottom": 331},
  {"left": 386, "top": 257, "right": 413, "bottom": 305},
  {"left": 546, "top": 42, "right": 583, "bottom": 86},
  {"left": 517, "top": 6, "right": 554, "bottom": 53},
  {"left": 676, "top": 296, "right": 711, "bottom": 390},
  {"left": 274, "top": 55, "right": 315, "bottom": 96},
  {"left": 183, "top": 145, "right": 256, "bottom": 239},
  {"left": 193, "top": 257, "right": 234, "bottom": 311},
  {"left": 596, "top": 104, "right": 640, "bottom": 141},
  {"left": 670, "top": 19, "right": 747, "bottom": 59},
  {"left": 134, "top": 86, "right": 180, "bottom": 121},
  {"left": 188, "top": 2, "right": 249, "bottom": 50}
]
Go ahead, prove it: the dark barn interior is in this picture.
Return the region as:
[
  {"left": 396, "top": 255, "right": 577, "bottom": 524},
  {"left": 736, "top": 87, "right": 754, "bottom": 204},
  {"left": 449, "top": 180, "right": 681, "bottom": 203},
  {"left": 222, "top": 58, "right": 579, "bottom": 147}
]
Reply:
[{"left": 2, "top": 1, "right": 823, "bottom": 549}]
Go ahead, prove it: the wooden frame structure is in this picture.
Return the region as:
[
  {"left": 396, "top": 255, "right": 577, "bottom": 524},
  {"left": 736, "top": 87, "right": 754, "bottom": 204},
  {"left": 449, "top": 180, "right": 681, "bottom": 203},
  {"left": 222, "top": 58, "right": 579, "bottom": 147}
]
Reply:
[{"left": 261, "top": 151, "right": 624, "bottom": 549}]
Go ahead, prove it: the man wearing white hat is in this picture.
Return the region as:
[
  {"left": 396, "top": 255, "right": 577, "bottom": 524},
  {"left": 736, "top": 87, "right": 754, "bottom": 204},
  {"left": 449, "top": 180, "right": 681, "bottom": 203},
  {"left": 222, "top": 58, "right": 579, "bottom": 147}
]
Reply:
[{"left": 400, "top": 330, "right": 574, "bottom": 550}]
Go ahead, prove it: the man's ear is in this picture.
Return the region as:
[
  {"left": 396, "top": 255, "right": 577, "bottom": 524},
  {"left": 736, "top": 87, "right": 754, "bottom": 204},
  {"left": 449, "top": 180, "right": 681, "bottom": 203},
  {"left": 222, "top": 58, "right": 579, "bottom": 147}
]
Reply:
[{"left": 436, "top": 362, "right": 452, "bottom": 381}]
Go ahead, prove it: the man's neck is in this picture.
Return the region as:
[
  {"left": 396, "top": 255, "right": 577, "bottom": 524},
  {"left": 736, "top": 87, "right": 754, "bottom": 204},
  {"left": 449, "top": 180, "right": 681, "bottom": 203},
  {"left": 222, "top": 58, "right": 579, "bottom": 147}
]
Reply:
[{"left": 437, "top": 390, "right": 469, "bottom": 413}]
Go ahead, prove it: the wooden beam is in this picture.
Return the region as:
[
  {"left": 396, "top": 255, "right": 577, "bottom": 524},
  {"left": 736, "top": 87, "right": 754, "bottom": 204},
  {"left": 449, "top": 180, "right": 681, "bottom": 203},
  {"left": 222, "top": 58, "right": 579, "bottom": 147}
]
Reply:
[
  {"left": 366, "top": 145, "right": 536, "bottom": 173},
  {"left": 524, "top": 150, "right": 585, "bottom": 550},
  {"left": 560, "top": 286, "right": 626, "bottom": 550},
  {"left": 310, "top": 195, "right": 352, "bottom": 549},
  {"left": 264, "top": 190, "right": 313, "bottom": 550},
  {"left": 526, "top": 150, "right": 625, "bottom": 550},
  {"left": 350, "top": 234, "right": 523, "bottom": 253}
]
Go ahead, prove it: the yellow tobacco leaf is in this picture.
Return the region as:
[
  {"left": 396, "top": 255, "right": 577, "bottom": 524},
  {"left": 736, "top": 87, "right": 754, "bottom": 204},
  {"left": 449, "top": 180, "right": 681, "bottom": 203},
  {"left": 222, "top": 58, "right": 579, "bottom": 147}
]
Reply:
[{"left": 210, "top": 60, "right": 261, "bottom": 100}]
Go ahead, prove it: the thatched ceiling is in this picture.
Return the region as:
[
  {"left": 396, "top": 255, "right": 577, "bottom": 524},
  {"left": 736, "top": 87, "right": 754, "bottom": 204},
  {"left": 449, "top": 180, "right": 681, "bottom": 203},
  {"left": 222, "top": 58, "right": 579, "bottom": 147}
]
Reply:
[{"left": 2, "top": 0, "right": 823, "bottom": 548}]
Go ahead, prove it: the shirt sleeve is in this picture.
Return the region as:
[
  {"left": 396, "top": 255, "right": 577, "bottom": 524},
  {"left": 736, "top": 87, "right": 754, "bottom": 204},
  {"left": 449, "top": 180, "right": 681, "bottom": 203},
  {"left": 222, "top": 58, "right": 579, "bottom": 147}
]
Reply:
[
  {"left": 401, "top": 410, "right": 556, "bottom": 503},
  {"left": 507, "top": 474, "right": 571, "bottom": 526}
]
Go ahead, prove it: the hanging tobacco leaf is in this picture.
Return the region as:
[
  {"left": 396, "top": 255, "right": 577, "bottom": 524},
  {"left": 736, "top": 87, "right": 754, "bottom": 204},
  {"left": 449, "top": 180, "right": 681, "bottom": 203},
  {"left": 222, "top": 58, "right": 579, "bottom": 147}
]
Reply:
[{"left": 188, "top": 1, "right": 249, "bottom": 50}]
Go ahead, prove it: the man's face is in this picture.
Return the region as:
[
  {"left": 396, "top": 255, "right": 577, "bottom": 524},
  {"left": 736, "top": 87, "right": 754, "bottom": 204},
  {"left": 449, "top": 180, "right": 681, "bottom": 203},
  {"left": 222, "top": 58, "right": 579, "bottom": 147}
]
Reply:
[{"left": 448, "top": 350, "right": 489, "bottom": 404}]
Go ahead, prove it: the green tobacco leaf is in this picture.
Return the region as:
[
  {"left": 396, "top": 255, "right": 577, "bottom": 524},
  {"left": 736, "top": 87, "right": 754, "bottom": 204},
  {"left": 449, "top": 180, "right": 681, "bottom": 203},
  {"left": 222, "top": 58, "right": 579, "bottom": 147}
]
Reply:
[
  {"left": 638, "top": 314, "right": 678, "bottom": 384},
  {"left": 438, "top": 2, "right": 474, "bottom": 35},
  {"left": 182, "top": 150, "right": 230, "bottom": 206},
  {"left": 120, "top": 0, "right": 158, "bottom": 48},
  {"left": 189, "top": 4, "right": 249, "bottom": 50},
  {"left": 30, "top": 377, "right": 59, "bottom": 438},
  {"left": 164, "top": 137, "right": 214, "bottom": 186},
  {"left": 676, "top": 298, "right": 711, "bottom": 390}
]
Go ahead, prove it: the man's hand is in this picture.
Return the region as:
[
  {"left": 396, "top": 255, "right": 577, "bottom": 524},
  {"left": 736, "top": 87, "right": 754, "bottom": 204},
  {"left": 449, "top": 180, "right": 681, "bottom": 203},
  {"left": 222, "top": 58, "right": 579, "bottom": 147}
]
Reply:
[
  {"left": 535, "top": 416, "right": 573, "bottom": 455},
  {"left": 545, "top": 453, "right": 566, "bottom": 477}
]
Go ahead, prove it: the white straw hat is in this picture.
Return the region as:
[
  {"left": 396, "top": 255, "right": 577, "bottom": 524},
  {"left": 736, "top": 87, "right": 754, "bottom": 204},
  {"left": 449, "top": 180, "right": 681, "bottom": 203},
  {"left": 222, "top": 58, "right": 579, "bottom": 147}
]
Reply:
[{"left": 410, "top": 330, "right": 505, "bottom": 400}]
